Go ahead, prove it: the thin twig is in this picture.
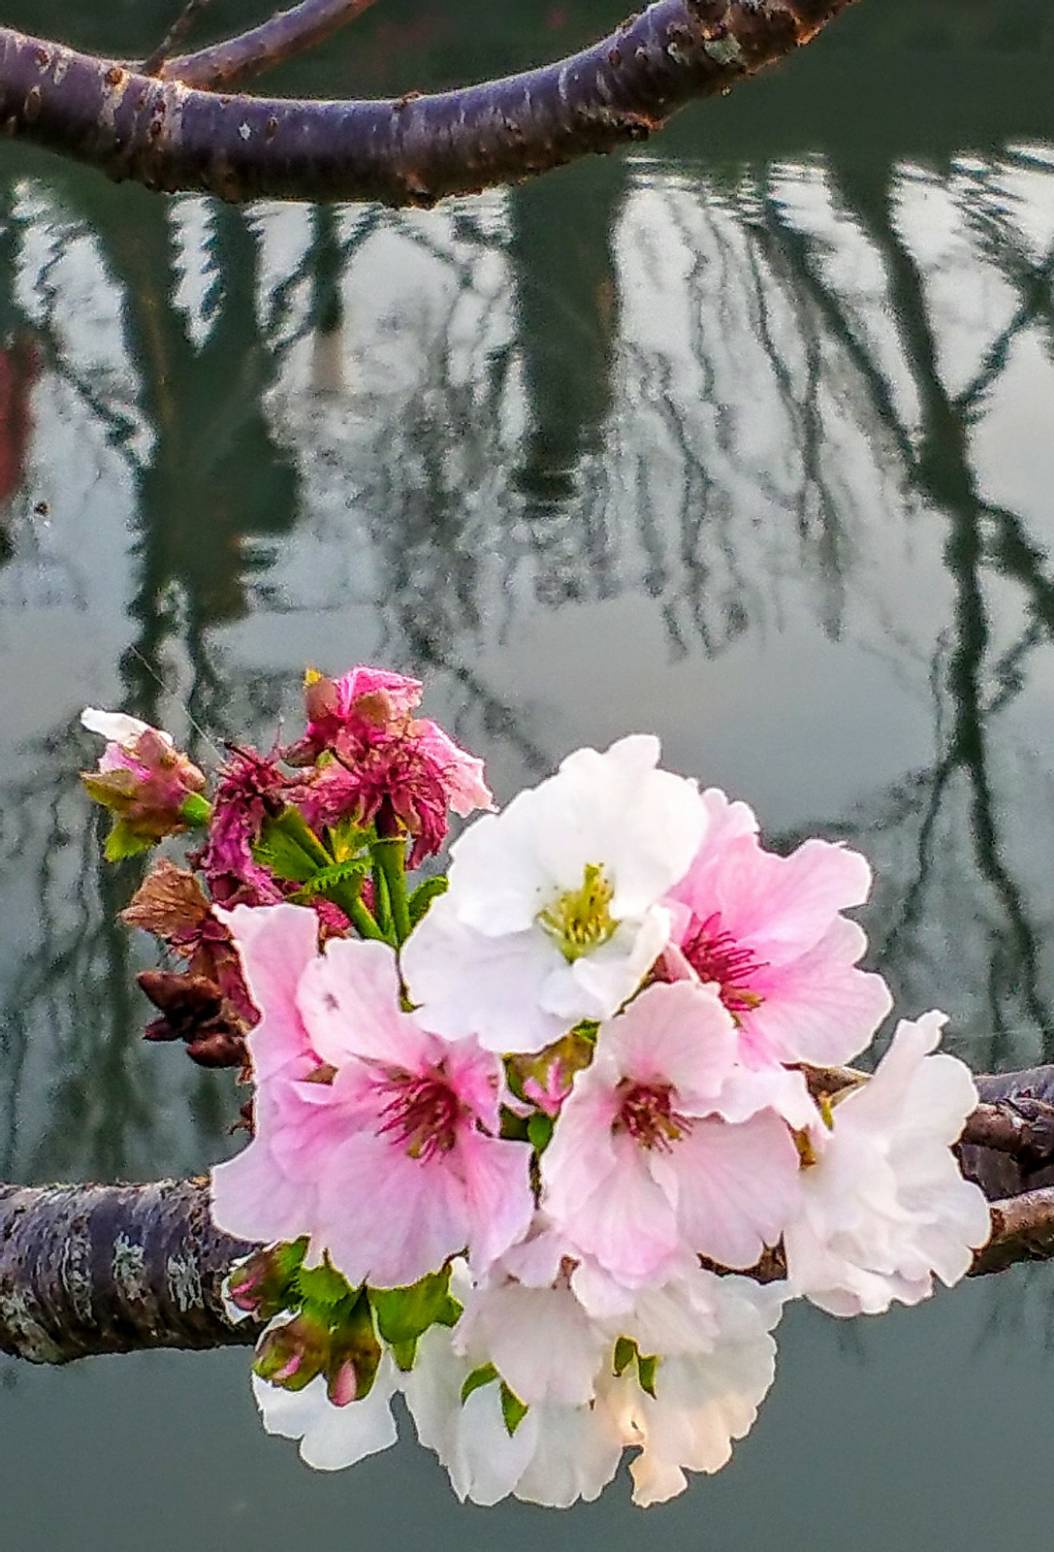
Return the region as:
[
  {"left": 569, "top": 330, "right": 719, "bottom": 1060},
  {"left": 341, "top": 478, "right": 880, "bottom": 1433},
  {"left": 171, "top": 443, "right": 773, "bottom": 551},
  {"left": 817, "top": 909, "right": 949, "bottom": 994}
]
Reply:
[
  {"left": 158, "top": 0, "right": 382, "bottom": 91},
  {"left": 142, "top": 0, "right": 217, "bottom": 78}
]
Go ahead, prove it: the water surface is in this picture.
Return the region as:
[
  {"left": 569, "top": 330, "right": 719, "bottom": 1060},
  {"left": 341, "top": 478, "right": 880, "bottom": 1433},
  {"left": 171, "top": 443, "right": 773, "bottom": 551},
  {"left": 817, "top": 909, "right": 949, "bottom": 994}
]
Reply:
[{"left": 1, "top": 3, "right": 1053, "bottom": 1545}]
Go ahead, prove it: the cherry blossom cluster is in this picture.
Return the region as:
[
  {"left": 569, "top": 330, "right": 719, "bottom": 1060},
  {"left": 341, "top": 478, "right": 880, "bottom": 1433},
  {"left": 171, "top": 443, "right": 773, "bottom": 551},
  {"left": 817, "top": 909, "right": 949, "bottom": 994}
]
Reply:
[{"left": 82, "top": 665, "right": 991, "bottom": 1509}]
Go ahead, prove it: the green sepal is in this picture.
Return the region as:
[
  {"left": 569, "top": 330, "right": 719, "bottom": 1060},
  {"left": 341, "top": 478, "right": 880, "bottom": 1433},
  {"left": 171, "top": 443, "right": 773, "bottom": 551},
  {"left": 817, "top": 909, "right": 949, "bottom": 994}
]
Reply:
[
  {"left": 408, "top": 875, "right": 449, "bottom": 927},
  {"left": 253, "top": 1309, "right": 330, "bottom": 1392},
  {"left": 370, "top": 1268, "right": 458, "bottom": 1347},
  {"left": 104, "top": 818, "right": 152, "bottom": 862},
  {"left": 295, "top": 1256, "right": 358, "bottom": 1313},
  {"left": 226, "top": 1237, "right": 308, "bottom": 1321},
  {"left": 328, "top": 1289, "right": 383, "bottom": 1402},
  {"left": 637, "top": 1352, "right": 659, "bottom": 1399},
  {"left": 527, "top": 1111, "right": 554, "bottom": 1154},
  {"left": 327, "top": 816, "right": 369, "bottom": 863},
  {"left": 460, "top": 1363, "right": 498, "bottom": 1404},
  {"left": 252, "top": 812, "right": 325, "bottom": 884},
  {"left": 500, "top": 1382, "right": 529, "bottom": 1437},
  {"left": 392, "top": 1338, "right": 418, "bottom": 1372},
  {"left": 612, "top": 1335, "right": 660, "bottom": 1397},
  {"left": 499, "top": 1106, "right": 531, "bottom": 1142},
  {"left": 613, "top": 1336, "right": 636, "bottom": 1377},
  {"left": 179, "top": 792, "right": 212, "bottom": 827}
]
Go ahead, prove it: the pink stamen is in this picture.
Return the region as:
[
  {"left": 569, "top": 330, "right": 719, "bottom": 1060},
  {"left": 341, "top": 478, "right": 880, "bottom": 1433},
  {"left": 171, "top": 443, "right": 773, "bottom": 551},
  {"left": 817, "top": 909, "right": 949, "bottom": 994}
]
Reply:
[
  {"left": 681, "top": 911, "right": 767, "bottom": 1013},
  {"left": 376, "top": 1072, "right": 462, "bottom": 1161},
  {"left": 615, "top": 1082, "right": 692, "bottom": 1151}
]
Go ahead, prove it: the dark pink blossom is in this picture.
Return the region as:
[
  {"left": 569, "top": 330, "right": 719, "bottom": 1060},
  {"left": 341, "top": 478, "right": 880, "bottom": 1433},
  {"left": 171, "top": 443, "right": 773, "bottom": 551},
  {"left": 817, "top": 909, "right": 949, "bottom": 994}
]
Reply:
[{"left": 198, "top": 747, "right": 290, "bottom": 907}]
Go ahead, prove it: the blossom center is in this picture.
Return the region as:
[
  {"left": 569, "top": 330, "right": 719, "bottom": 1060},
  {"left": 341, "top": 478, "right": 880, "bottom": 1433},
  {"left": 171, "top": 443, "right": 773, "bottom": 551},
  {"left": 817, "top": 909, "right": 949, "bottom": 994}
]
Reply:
[
  {"left": 681, "top": 911, "right": 767, "bottom": 1013},
  {"left": 615, "top": 1081, "right": 692, "bottom": 1151},
  {"left": 537, "top": 863, "right": 618, "bottom": 962},
  {"left": 376, "top": 1071, "right": 462, "bottom": 1161}
]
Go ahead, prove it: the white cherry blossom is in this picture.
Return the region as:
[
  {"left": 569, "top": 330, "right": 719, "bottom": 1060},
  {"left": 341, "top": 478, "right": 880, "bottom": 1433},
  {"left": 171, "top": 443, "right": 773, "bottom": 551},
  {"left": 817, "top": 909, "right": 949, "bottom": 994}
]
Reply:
[
  {"left": 784, "top": 1011, "right": 991, "bottom": 1316},
  {"left": 401, "top": 735, "right": 708, "bottom": 1052}
]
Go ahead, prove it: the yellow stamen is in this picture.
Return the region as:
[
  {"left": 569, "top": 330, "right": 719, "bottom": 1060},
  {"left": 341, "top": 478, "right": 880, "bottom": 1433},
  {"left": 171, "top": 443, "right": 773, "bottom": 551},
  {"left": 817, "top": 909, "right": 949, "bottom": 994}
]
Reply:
[{"left": 537, "top": 863, "right": 618, "bottom": 963}]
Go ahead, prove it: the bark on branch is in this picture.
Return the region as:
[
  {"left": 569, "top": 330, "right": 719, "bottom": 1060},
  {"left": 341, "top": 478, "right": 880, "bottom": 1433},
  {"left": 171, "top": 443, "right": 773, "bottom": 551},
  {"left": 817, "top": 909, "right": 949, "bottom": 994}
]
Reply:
[
  {"left": 0, "top": 1176, "right": 258, "bottom": 1364},
  {"left": 5, "top": 1063, "right": 1054, "bottom": 1366},
  {"left": 156, "top": 0, "right": 382, "bottom": 92},
  {"left": 142, "top": 1, "right": 215, "bottom": 79},
  {"left": 0, "top": 1, "right": 858, "bottom": 208}
]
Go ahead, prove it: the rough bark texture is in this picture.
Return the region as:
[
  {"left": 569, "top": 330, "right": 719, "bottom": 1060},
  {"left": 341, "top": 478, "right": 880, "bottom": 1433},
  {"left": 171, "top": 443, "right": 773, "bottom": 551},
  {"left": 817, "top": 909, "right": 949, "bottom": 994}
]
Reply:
[
  {"left": 0, "top": 1, "right": 858, "bottom": 207},
  {"left": 158, "top": 0, "right": 381, "bottom": 91},
  {"left": 0, "top": 1176, "right": 258, "bottom": 1363},
  {"left": 5, "top": 1064, "right": 1054, "bottom": 1366},
  {"left": 970, "top": 1187, "right": 1054, "bottom": 1277},
  {"left": 964, "top": 1067, "right": 1054, "bottom": 1198}
]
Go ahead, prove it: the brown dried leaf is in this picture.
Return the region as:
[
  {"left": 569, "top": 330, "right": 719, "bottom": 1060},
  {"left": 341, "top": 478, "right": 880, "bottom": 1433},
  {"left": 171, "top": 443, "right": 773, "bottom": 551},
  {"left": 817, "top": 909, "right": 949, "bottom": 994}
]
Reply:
[{"left": 121, "top": 858, "right": 209, "bottom": 940}]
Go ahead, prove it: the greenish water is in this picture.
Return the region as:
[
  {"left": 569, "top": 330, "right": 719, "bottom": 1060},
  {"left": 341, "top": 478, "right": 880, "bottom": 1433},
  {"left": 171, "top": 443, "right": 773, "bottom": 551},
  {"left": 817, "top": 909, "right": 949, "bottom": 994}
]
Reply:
[{"left": 1, "top": 2, "right": 1053, "bottom": 1545}]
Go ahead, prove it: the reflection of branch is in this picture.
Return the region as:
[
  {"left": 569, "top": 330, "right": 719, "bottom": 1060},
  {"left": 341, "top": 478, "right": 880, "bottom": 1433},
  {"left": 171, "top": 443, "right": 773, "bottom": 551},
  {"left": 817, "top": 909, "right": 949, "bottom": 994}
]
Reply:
[{"left": 158, "top": 0, "right": 382, "bottom": 91}]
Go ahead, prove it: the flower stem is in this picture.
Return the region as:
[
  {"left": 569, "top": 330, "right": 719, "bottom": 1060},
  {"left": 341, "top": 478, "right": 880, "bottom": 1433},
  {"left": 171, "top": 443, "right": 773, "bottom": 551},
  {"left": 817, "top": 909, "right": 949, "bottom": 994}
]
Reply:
[
  {"left": 344, "top": 892, "right": 389, "bottom": 943},
  {"left": 371, "top": 853, "right": 393, "bottom": 941},
  {"left": 373, "top": 838, "right": 411, "bottom": 945}
]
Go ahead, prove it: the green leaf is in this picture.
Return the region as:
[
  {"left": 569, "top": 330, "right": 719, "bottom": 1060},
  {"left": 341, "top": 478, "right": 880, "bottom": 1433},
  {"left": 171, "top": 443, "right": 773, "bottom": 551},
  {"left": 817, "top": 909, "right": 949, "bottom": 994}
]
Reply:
[
  {"left": 500, "top": 1382, "right": 529, "bottom": 1437},
  {"left": 408, "top": 875, "right": 449, "bottom": 927},
  {"left": 289, "top": 858, "right": 369, "bottom": 904},
  {"left": 370, "top": 1268, "right": 457, "bottom": 1346},
  {"left": 104, "top": 819, "right": 152, "bottom": 862},
  {"left": 460, "top": 1363, "right": 498, "bottom": 1404},
  {"left": 527, "top": 1111, "right": 554, "bottom": 1153}
]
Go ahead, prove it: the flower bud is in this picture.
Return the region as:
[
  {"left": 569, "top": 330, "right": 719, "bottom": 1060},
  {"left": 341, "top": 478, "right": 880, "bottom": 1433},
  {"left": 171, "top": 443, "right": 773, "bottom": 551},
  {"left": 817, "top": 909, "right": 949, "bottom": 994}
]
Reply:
[
  {"left": 254, "top": 1310, "right": 331, "bottom": 1392},
  {"left": 226, "top": 1241, "right": 307, "bottom": 1321},
  {"left": 80, "top": 708, "right": 207, "bottom": 859}
]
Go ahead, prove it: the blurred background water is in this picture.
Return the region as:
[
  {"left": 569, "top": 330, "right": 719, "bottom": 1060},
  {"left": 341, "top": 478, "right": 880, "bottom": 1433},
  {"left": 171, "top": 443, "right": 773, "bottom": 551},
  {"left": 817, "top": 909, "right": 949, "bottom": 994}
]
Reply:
[{"left": 0, "top": 1, "right": 1052, "bottom": 1546}]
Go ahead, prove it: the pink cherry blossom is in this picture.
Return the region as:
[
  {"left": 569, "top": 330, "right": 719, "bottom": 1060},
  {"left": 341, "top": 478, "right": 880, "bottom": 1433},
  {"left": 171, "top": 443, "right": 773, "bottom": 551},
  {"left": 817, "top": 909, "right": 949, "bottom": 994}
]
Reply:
[
  {"left": 198, "top": 748, "right": 290, "bottom": 907},
  {"left": 210, "top": 903, "right": 533, "bottom": 1287},
  {"left": 80, "top": 708, "right": 206, "bottom": 846},
  {"left": 299, "top": 666, "right": 424, "bottom": 755},
  {"left": 285, "top": 664, "right": 492, "bottom": 866},
  {"left": 541, "top": 981, "right": 802, "bottom": 1284},
  {"left": 662, "top": 788, "right": 892, "bottom": 1069}
]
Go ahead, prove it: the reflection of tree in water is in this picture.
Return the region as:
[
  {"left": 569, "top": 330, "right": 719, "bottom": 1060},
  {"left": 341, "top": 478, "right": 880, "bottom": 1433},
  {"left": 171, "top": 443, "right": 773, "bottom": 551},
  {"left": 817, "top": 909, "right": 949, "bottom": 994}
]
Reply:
[
  {"left": 1, "top": 135, "right": 1054, "bottom": 1177},
  {"left": 779, "top": 149, "right": 1054, "bottom": 1074},
  {"left": 0, "top": 179, "right": 302, "bottom": 1178}
]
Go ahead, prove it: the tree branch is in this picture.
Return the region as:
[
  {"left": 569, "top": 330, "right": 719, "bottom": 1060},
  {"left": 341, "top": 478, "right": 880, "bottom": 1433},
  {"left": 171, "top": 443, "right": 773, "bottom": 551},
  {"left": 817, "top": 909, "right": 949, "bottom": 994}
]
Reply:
[
  {"left": 0, "top": 2, "right": 858, "bottom": 208},
  {"left": 6, "top": 1063, "right": 1054, "bottom": 1366},
  {"left": 142, "top": 1, "right": 216, "bottom": 80},
  {"left": 157, "top": 0, "right": 383, "bottom": 92},
  {"left": 0, "top": 1177, "right": 258, "bottom": 1364},
  {"left": 970, "top": 1187, "right": 1054, "bottom": 1277}
]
